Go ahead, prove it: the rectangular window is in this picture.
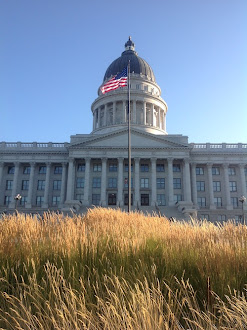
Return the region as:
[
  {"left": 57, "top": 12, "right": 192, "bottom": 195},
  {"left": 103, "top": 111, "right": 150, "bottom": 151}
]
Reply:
[
  {"left": 54, "top": 166, "right": 62, "bottom": 174},
  {"left": 108, "top": 193, "right": 117, "bottom": 205},
  {"left": 228, "top": 167, "right": 236, "bottom": 176},
  {"left": 39, "top": 166, "right": 46, "bottom": 174},
  {"left": 108, "top": 177, "right": 117, "bottom": 188},
  {"left": 93, "top": 164, "right": 102, "bottom": 172},
  {"left": 173, "top": 178, "right": 181, "bottom": 189},
  {"left": 76, "top": 194, "right": 84, "bottom": 201},
  {"left": 201, "top": 214, "right": 209, "bottom": 220},
  {"left": 217, "top": 215, "right": 226, "bottom": 221},
  {"left": 77, "top": 164, "right": 85, "bottom": 172},
  {"left": 52, "top": 196, "right": 60, "bottom": 206},
  {"left": 196, "top": 167, "right": 204, "bottom": 175},
  {"left": 196, "top": 181, "right": 205, "bottom": 191},
  {"left": 229, "top": 181, "right": 237, "bottom": 192},
  {"left": 140, "top": 178, "right": 149, "bottom": 188},
  {"left": 6, "top": 180, "right": 13, "bottom": 190},
  {"left": 53, "top": 180, "right": 62, "bottom": 190},
  {"left": 124, "top": 164, "right": 133, "bottom": 172},
  {"left": 231, "top": 197, "right": 238, "bottom": 208},
  {"left": 92, "top": 177, "right": 101, "bottom": 188},
  {"left": 36, "top": 196, "right": 44, "bottom": 207},
  {"left": 213, "top": 181, "right": 221, "bottom": 192},
  {"left": 174, "top": 194, "right": 182, "bottom": 203},
  {"left": 214, "top": 197, "right": 222, "bottom": 208},
  {"left": 8, "top": 166, "right": 15, "bottom": 174},
  {"left": 173, "top": 164, "right": 181, "bottom": 172},
  {"left": 124, "top": 177, "right": 133, "bottom": 188},
  {"left": 156, "top": 164, "right": 165, "bottom": 172},
  {"left": 4, "top": 196, "right": 11, "bottom": 205},
  {"left": 20, "top": 196, "right": 27, "bottom": 206},
  {"left": 22, "top": 180, "right": 29, "bottom": 190},
  {"left": 109, "top": 163, "right": 117, "bottom": 172},
  {"left": 157, "top": 178, "right": 165, "bottom": 189},
  {"left": 157, "top": 194, "right": 166, "bottom": 206},
  {"left": 37, "top": 180, "right": 45, "bottom": 190},
  {"left": 92, "top": 194, "right": 100, "bottom": 205},
  {"left": 212, "top": 167, "right": 220, "bottom": 175},
  {"left": 76, "top": 178, "right": 84, "bottom": 188},
  {"left": 124, "top": 193, "right": 133, "bottom": 206},
  {"left": 23, "top": 166, "right": 31, "bottom": 174},
  {"left": 197, "top": 197, "right": 206, "bottom": 207},
  {"left": 140, "top": 164, "right": 149, "bottom": 172},
  {"left": 141, "top": 194, "right": 149, "bottom": 206}
]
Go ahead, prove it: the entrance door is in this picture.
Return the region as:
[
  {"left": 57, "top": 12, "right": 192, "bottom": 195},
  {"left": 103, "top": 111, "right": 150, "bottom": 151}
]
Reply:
[{"left": 141, "top": 194, "right": 149, "bottom": 206}]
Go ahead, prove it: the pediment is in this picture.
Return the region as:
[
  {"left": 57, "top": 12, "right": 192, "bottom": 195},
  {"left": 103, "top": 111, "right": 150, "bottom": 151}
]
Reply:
[{"left": 69, "top": 128, "right": 190, "bottom": 150}]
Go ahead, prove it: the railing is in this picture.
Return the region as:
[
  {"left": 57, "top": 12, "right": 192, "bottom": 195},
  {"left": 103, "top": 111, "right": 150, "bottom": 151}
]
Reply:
[
  {"left": 0, "top": 142, "right": 68, "bottom": 149},
  {"left": 191, "top": 143, "right": 247, "bottom": 150}
]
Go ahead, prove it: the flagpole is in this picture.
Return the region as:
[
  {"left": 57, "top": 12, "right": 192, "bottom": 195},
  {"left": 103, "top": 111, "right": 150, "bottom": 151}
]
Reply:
[{"left": 128, "top": 61, "right": 131, "bottom": 213}]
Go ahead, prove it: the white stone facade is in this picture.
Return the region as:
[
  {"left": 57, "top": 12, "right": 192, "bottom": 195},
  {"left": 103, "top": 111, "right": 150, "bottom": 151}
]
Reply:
[{"left": 0, "top": 39, "right": 246, "bottom": 221}]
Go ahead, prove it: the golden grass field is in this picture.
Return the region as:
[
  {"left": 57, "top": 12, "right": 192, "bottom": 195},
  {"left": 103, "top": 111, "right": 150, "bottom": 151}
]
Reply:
[{"left": 0, "top": 208, "right": 247, "bottom": 329}]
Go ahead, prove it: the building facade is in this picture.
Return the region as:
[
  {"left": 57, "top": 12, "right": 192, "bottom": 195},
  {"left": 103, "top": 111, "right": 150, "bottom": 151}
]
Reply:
[{"left": 0, "top": 38, "right": 247, "bottom": 221}]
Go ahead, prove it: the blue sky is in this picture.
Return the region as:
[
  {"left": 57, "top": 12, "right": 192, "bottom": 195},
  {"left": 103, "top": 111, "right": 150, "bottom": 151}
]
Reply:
[{"left": 1, "top": 0, "right": 246, "bottom": 143}]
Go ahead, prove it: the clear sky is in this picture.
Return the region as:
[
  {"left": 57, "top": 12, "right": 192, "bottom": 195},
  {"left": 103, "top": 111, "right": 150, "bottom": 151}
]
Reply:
[{"left": 1, "top": 0, "right": 246, "bottom": 143}]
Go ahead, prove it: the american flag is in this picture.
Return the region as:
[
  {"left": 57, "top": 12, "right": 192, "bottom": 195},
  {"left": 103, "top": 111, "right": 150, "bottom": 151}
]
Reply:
[{"left": 100, "top": 67, "right": 128, "bottom": 94}]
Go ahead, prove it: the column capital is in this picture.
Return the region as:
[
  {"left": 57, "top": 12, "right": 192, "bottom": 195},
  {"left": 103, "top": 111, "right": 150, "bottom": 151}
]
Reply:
[
  {"left": 151, "top": 157, "right": 157, "bottom": 163},
  {"left": 0, "top": 162, "right": 4, "bottom": 168},
  {"left": 84, "top": 157, "right": 91, "bottom": 163},
  {"left": 134, "top": 157, "right": 140, "bottom": 163},
  {"left": 68, "top": 157, "right": 75, "bottom": 163},
  {"left": 183, "top": 158, "right": 190, "bottom": 165},
  {"left": 118, "top": 157, "right": 124, "bottom": 162},
  {"left": 102, "top": 157, "right": 107, "bottom": 163},
  {"left": 190, "top": 162, "right": 197, "bottom": 168},
  {"left": 222, "top": 163, "right": 229, "bottom": 169},
  {"left": 14, "top": 161, "right": 20, "bottom": 167},
  {"left": 30, "top": 162, "right": 36, "bottom": 167},
  {"left": 167, "top": 157, "right": 174, "bottom": 164},
  {"left": 206, "top": 162, "right": 213, "bottom": 168},
  {"left": 46, "top": 162, "right": 52, "bottom": 167},
  {"left": 239, "top": 163, "right": 246, "bottom": 169},
  {"left": 62, "top": 162, "right": 68, "bottom": 167}
]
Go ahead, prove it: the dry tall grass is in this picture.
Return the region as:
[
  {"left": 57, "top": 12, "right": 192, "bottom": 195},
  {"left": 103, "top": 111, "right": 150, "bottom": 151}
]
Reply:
[{"left": 0, "top": 208, "right": 247, "bottom": 329}]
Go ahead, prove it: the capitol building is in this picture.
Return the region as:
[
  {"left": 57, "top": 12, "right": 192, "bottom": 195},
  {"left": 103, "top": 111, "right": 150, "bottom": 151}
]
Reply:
[{"left": 0, "top": 38, "right": 246, "bottom": 221}]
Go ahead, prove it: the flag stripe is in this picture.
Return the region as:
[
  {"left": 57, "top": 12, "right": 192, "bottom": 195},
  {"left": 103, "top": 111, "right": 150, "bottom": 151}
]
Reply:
[{"left": 100, "top": 67, "right": 128, "bottom": 94}]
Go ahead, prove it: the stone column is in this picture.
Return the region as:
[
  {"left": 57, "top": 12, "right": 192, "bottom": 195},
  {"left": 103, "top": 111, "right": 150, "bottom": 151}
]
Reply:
[
  {"left": 122, "top": 101, "right": 126, "bottom": 123},
  {"left": 26, "top": 162, "right": 36, "bottom": 208},
  {"left": 60, "top": 162, "right": 67, "bottom": 206},
  {"left": 158, "top": 108, "right": 161, "bottom": 129},
  {"left": 113, "top": 102, "right": 116, "bottom": 125},
  {"left": 104, "top": 105, "right": 107, "bottom": 126},
  {"left": 164, "top": 111, "right": 166, "bottom": 131},
  {"left": 191, "top": 163, "right": 197, "bottom": 206},
  {"left": 9, "top": 162, "right": 20, "bottom": 209},
  {"left": 239, "top": 164, "right": 247, "bottom": 197},
  {"left": 0, "top": 162, "right": 4, "bottom": 191},
  {"left": 151, "top": 158, "right": 157, "bottom": 206},
  {"left": 101, "top": 158, "right": 107, "bottom": 206},
  {"left": 134, "top": 158, "right": 140, "bottom": 207},
  {"left": 151, "top": 104, "right": 154, "bottom": 126},
  {"left": 93, "top": 110, "right": 96, "bottom": 130},
  {"left": 167, "top": 158, "right": 174, "bottom": 205},
  {"left": 207, "top": 163, "right": 215, "bottom": 209},
  {"left": 183, "top": 159, "right": 192, "bottom": 203},
  {"left": 143, "top": 102, "right": 146, "bottom": 125},
  {"left": 133, "top": 100, "right": 136, "bottom": 123},
  {"left": 66, "top": 158, "right": 75, "bottom": 201},
  {"left": 83, "top": 158, "right": 91, "bottom": 206},
  {"left": 117, "top": 157, "right": 124, "bottom": 206},
  {"left": 43, "top": 163, "right": 51, "bottom": 208},
  {"left": 98, "top": 107, "right": 101, "bottom": 128},
  {"left": 223, "top": 164, "right": 232, "bottom": 210}
]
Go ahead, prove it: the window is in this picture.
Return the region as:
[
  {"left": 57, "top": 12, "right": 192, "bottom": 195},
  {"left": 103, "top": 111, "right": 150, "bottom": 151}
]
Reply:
[
  {"left": 108, "top": 178, "right": 117, "bottom": 188},
  {"left": 6, "top": 180, "right": 13, "bottom": 190},
  {"left": 141, "top": 164, "right": 149, "bottom": 172},
  {"left": 53, "top": 180, "right": 62, "bottom": 190},
  {"left": 52, "top": 196, "right": 60, "bottom": 206},
  {"left": 39, "top": 166, "right": 46, "bottom": 174},
  {"left": 235, "top": 215, "right": 242, "bottom": 223},
  {"left": 20, "top": 196, "right": 27, "bottom": 206},
  {"left": 92, "top": 194, "right": 100, "bottom": 205},
  {"left": 93, "top": 164, "right": 101, "bottom": 172},
  {"left": 212, "top": 167, "right": 220, "bottom": 175},
  {"left": 229, "top": 181, "right": 237, "bottom": 192},
  {"left": 228, "top": 167, "right": 236, "bottom": 176},
  {"left": 213, "top": 181, "right": 221, "bottom": 192},
  {"left": 108, "top": 193, "right": 117, "bottom": 205},
  {"left": 54, "top": 166, "right": 62, "bottom": 174},
  {"left": 141, "top": 194, "right": 149, "bottom": 206},
  {"left": 37, "top": 180, "right": 45, "bottom": 190},
  {"left": 201, "top": 214, "right": 209, "bottom": 220},
  {"left": 4, "top": 196, "right": 11, "bottom": 206},
  {"left": 157, "top": 178, "right": 165, "bottom": 189},
  {"left": 124, "top": 164, "right": 133, "bottom": 172},
  {"left": 77, "top": 164, "right": 85, "bottom": 172},
  {"left": 197, "top": 197, "right": 206, "bottom": 207},
  {"left": 157, "top": 194, "right": 166, "bottom": 206},
  {"left": 23, "top": 166, "right": 31, "bottom": 174},
  {"left": 217, "top": 215, "right": 226, "bottom": 221},
  {"left": 196, "top": 167, "right": 204, "bottom": 175},
  {"left": 231, "top": 197, "right": 238, "bottom": 208},
  {"left": 36, "top": 196, "right": 44, "bottom": 207},
  {"left": 214, "top": 197, "right": 222, "bottom": 208},
  {"left": 109, "top": 163, "right": 117, "bottom": 172},
  {"left": 92, "top": 177, "right": 101, "bottom": 188},
  {"left": 173, "top": 178, "right": 181, "bottom": 189},
  {"left": 140, "top": 178, "right": 149, "bottom": 188},
  {"left": 8, "top": 166, "right": 15, "bottom": 174},
  {"left": 124, "top": 178, "right": 133, "bottom": 188},
  {"left": 173, "top": 164, "right": 181, "bottom": 172},
  {"left": 156, "top": 164, "right": 165, "bottom": 172},
  {"left": 124, "top": 193, "right": 133, "bottom": 205},
  {"left": 76, "top": 194, "right": 84, "bottom": 201},
  {"left": 76, "top": 178, "right": 84, "bottom": 188},
  {"left": 174, "top": 194, "right": 182, "bottom": 203},
  {"left": 22, "top": 180, "right": 29, "bottom": 190},
  {"left": 196, "top": 181, "right": 205, "bottom": 191}
]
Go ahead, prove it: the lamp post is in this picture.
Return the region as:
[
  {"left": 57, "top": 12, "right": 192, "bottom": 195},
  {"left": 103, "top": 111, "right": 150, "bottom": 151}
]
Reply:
[
  {"left": 14, "top": 194, "right": 22, "bottom": 212},
  {"left": 239, "top": 196, "right": 246, "bottom": 224}
]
